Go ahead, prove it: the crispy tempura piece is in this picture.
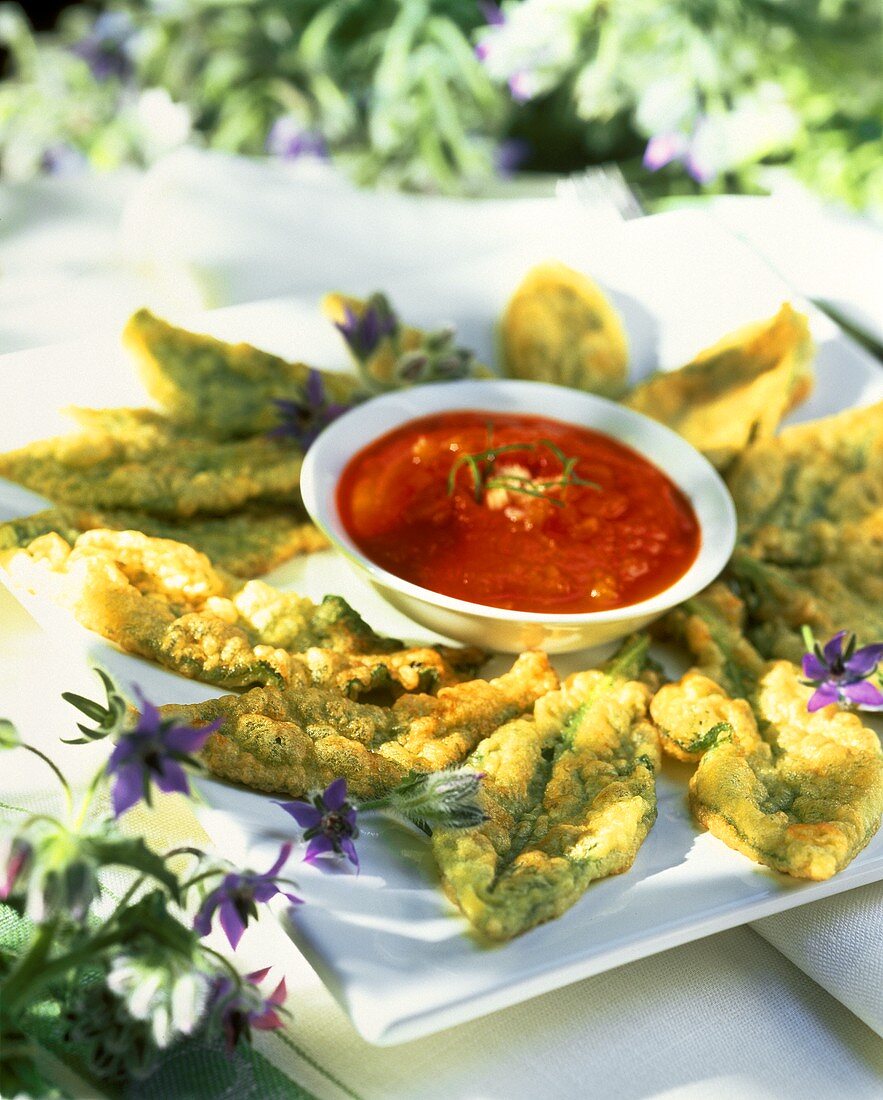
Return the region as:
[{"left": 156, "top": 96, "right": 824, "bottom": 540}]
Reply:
[
  {"left": 686, "top": 662, "right": 883, "bottom": 880},
  {"left": 650, "top": 670, "right": 755, "bottom": 763},
  {"left": 0, "top": 426, "right": 305, "bottom": 518},
  {"left": 433, "top": 635, "right": 661, "bottom": 940},
  {"left": 163, "top": 651, "right": 558, "bottom": 799},
  {"left": 624, "top": 304, "right": 814, "bottom": 469},
  {"left": 0, "top": 530, "right": 411, "bottom": 691},
  {"left": 727, "top": 401, "right": 883, "bottom": 536},
  {"left": 0, "top": 505, "right": 328, "bottom": 577},
  {"left": 123, "top": 309, "right": 358, "bottom": 439},
  {"left": 657, "top": 582, "right": 766, "bottom": 700},
  {"left": 726, "top": 401, "right": 883, "bottom": 661},
  {"left": 500, "top": 262, "right": 628, "bottom": 398}
]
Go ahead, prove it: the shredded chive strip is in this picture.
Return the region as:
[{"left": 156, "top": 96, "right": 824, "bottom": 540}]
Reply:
[{"left": 446, "top": 433, "right": 600, "bottom": 507}]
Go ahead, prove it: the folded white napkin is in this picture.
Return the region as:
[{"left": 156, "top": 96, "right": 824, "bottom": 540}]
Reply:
[{"left": 751, "top": 883, "right": 883, "bottom": 1036}]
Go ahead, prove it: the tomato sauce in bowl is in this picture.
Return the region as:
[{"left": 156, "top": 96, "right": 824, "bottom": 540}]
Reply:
[{"left": 337, "top": 410, "right": 700, "bottom": 615}]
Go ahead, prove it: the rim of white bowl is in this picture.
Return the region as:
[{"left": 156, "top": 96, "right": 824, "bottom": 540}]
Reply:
[{"left": 301, "top": 379, "right": 737, "bottom": 625}]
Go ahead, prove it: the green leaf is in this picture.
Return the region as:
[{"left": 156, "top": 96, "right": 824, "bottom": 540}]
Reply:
[
  {"left": 82, "top": 837, "right": 182, "bottom": 904},
  {"left": 683, "top": 722, "right": 733, "bottom": 754},
  {"left": 111, "top": 891, "right": 197, "bottom": 956}
]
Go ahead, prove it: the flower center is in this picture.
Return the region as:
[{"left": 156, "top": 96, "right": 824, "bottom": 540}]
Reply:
[{"left": 321, "top": 811, "right": 349, "bottom": 838}]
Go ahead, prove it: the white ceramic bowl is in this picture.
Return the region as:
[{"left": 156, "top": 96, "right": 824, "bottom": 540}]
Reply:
[{"left": 301, "top": 380, "right": 736, "bottom": 653}]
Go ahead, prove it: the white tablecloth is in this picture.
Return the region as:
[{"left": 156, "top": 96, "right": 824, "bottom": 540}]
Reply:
[{"left": 1, "top": 149, "right": 881, "bottom": 1099}]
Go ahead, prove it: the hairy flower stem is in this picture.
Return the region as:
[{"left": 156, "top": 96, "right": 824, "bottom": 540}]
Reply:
[
  {"left": 19, "top": 745, "right": 73, "bottom": 818},
  {"left": 73, "top": 764, "right": 109, "bottom": 829}
]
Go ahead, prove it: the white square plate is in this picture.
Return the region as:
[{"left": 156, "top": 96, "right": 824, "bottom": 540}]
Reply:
[{"left": 1, "top": 211, "right": 881, "bottom": 1046}]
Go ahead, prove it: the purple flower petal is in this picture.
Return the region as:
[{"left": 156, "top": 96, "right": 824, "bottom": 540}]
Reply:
[
  {"left": 841, "top": 680, "right": 883, "bottom": 707},
  {"left": 306, "top": 369, "right": 324, "bottom": 407},
  {"left": 340, "top": 837, "right": 359, "bottom": 871},
  {"left": 304, "top": 835, "right": 334, "bottom": 862},
  {"left": 193, "top": 888, "right": 222, "bottom": 937},
  {"left": 822, "top": 631, "right": 848, "bottom": 666},
  {"left": 478, "top": 0, "right": 505, "bottom": 26},
  {"left": 801, "top": 653, "right": 827, "bottom": 682},
  {"left": 281, "top": 890, "right": 303, "bottom": 907},
  {"left": 276, "top": 801, "right": 322, "bottom": 829},
  {"left": 154, "top": 758, "right": 191, "bottom": 798},
  {"left": 807, "top": 684, "right": 839, "bottom": 712},
  {"left": 844, "top": 644, "right": 883, "bottom": 679},
  {"left": 265, "top": 842, "right": 293, "bottom": 879},
  {"left": 219, "top": 898, "right": 247, "bottom": 949},
  {"left": 111, "top": 764, "right": 144, "bottom": 816},
  {"left": 323, "top": 778, "right": 348, "bottom": 811},
  {"left": 164, "top": 719, "right": 219, "bottom": 754},
  {"left": 508, "top": 71, "right": 535, "bottom": 104},
  {"left": 251, "top": 1008, "right": 283, "bottom": 1031},
  {"left": 131, "top": 686, "right": 162, "bottom": 734},
  {"left": 642, "top": 132, "right": 688, "bottom": 172},
  {"left": 251, "top": 880, "right": 280, "bottom": 904}
]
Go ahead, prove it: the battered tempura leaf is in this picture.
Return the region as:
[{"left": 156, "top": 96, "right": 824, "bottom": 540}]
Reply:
[
  {"left": 0, "top": 426, "right": 305, "bottom": 518},
  {"left": 0, "top": 505, "right": 328, "bottom": 577},
  {"left": 0, "top": 530, "right": 414, "bottom": 691},
  {"left": 725, "top": 401, "right": 883, "bottom": 661},
  {"left": 657, "top": 582, "right": 766, "bottom": 700},
  {"left": 686, "top": 662, "right": 883, "bottom": 880},
  {"left": 123, "top": 308, "right": 358, "bottom": 439},
  {"left": 624, "top": 304, "right": 814, "bottom": 470},
  {"left": 432, "top": 635, "right": 661, "bottom": 941},
  {"left": 500, "top": 262, "right": 628, "bottom": 398},
  {"left": 162, "top": 651, "right": 559, "bottom": 799}
]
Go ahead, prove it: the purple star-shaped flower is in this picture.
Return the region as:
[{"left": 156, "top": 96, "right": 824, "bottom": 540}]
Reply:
[
  {"left": 193, "top": 843, "right": 301, "bottom": 950},
  {"left": 106, "top": 689, "right": 220, "bottom": 817},
  {"left": 266, "top": 117, "right": 328, "bottom": 161},
  {"left": 802, "top": 631, "right": 883, "bottom": 712},
  {"left": 70, "top": 11, "right": 135, "bottom": 82},
  {"left": 268, "top": 370, "right": 351, "bottom": 449},
  {"left": 333, "top": 296, "right": 398, "bottom": 362},
  {"left": 276, "top": 778, "right": 360, "bottom": 870},
  {"left": 211, "top": 967, "right": 288, "bottom": 1053}
]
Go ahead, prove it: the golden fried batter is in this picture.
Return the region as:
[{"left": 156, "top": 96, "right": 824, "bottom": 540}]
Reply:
[
  {"left": 625, "top": 304, "right": 814, "bottom": 469},
  {"left": 163, "top": 651, "right": 558, "bottom": 799},
  {"left": 123, "top": 309, "right": 358, "bottom": 439},
  {"left": 687, "top": 662, "right": 883, "bottom": 880},
  {"left": 0, "top": 424, "right": 305, "bottom": 518},
  {"left": 500, "top": 262, "right": 628, "bottom": 398},
  {"left": 657, "top": 582, "right": 766, "bottom": 700},
  {"left": 726, "top": 401, "right": 883, "bottom": 661},
  {"left": 0, "top": 530, "right": 436, "bottom": 693},
  {"left": 0, "top": 505, "right": 328, "bottom": 578},
  {"left": 432, "top": 635, "right": 660, "bottom": 940}
]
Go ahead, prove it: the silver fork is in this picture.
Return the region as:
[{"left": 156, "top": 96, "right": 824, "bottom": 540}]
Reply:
[{"left": 555, "top": 163, "right": 646, "bottom": 221}]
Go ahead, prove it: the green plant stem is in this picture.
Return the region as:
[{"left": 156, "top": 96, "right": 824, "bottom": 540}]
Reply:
[
  {"left": 20, "top": 745, "right": 73, "bottom": 818},
  {"left": 73, "top": 763, "right": 108, "bottom": 829}
]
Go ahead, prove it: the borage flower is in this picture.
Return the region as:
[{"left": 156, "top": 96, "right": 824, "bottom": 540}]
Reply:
[
  {"left": 106, "top": 690, "right": 219, "bottom": 816},
  {"left": 802, "top": 630, "right": 883, "bottom": 712},
  {"left": 193, "top": 843, "right": 301, "bottom": 949},
  {"left": 266, "top": 117, "right": 327, "bottom": 161},
  {"left": 210, "top": 967, "right": 288, "bottom": 1053},
  {"left": 70, "top": 11, "right": 136, "bottom": 82},
  {"left": 334, "top": 294, "right": 398, "bottom": 362},
  {"left": 276, "top": 778, "right": 360, "bottom": 870},
  {"left": 268, "top": 370, "right": 351, "bottom": 449}
]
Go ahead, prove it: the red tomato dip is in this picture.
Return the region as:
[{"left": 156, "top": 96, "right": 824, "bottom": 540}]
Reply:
[{"left": 337, "top": 410, "right": 700, "bottom": 614}]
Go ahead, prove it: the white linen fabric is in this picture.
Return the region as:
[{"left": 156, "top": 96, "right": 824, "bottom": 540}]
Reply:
[{"left": 1, "top": 149, "right": 882, "bottom": 1097}]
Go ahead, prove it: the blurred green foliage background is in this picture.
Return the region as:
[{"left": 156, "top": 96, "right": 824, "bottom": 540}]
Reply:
[{"left": 0, "top": 0, "right": 880, "bottom": 209}]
